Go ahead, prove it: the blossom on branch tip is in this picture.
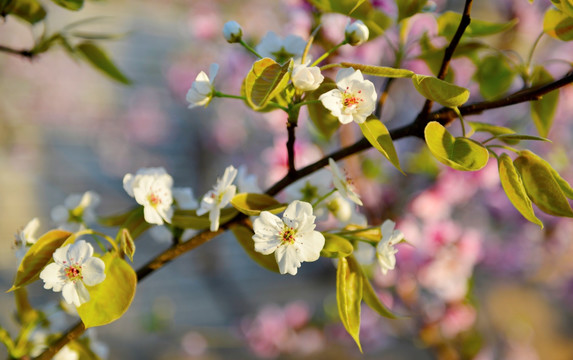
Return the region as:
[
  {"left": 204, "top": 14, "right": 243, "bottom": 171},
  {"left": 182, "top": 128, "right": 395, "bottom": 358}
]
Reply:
[
  {"left": 319, "top": 68, "right": 376, "bottom": 124},
  {"left": 186, "top": 63, "right": 219, "bottom": 109},
  {"left": 292, "top": 63, "right": 324, "bottom": 92},
  {"left": 223, "top": 20, "right": 242, "bottom": 43},
  {"left": 345, "top": 20, "right": 369, "bottom": 46},
  {"left": 14, "top": 217, "right": 40, "bottom": 260},
  {"left": 256, "top": 31, "right": 306, "bottom": 64},
  {"left": 123, "top": 167, "right": 174, "bottom": 225},
  {"left": 197, "top": 165, "right": 238, "bottom": 232},
  {"left": 376, "top": 220, "right": 404, "bottom": 275},
  {"left": 39, "top": 240, "right": 106, "bottom": 307},
  {"left": 328, "top": 158, "right": 363, "bottom": 206},
  {"left": 253, "top": 200, "right": 325, "bottom": 275},
  {"left": 51, "top": 191, "right": 100, "bottom": 232}
]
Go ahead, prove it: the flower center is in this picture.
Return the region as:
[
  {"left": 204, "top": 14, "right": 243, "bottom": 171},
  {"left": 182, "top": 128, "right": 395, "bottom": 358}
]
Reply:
[
  {"left": 342, "top": 87, "right": 363, "bottom": 108},
  {"left": 65, "top": 264, "right": 83, "bottom": 282},
  {"left": 281, "top": 226, "right": 296, "bottom": 244},
  {"left": 148, "top": 193, "right": 162, "bottom": 207}
]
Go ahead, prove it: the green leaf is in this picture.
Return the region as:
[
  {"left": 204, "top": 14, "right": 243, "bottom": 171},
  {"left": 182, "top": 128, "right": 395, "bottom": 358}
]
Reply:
[
  {"left": 473, "top": 54, "right": 516, "bottom": 100},
  {"left": 99, "top": 206, "right": 140, "bottom": 227},
  {"left": 320, "top": 233, "right": 354, "bottom": 258},
  {"left": 231, "top": 224, "right": 280, "bottom": 273},
  {"left": 493, "top": 134, "right": 551, "bottom": 143},
  {"left": 412, "top": 74, "right": 470, "bottom": 107},
  {"left": 9, "top": 230, "right": 72, "bottom": 291},
  {"left": 306, "top": 78, "right": 341, "bottom": 139},
  {"left": 498, "top": 153, "right": 543, "bottom": 227},
  {"left": 514, "top": 150, "right": 573, "bottom": 217},
  {"left": 77, "top": 253, "right": 136, "bottom": 328},
  {"left": 438, "top": 11, "right": 518, "bottom": 40},
  {"left": 340, "top": 62, "right": 415, "bottom": 78},
  {"left": 231, "top": 193, "right": 286, "bottom": 216},
  {"left": 119, "top": 206, "right": 151, "bottom": 240},
  {"left": 519, "top": 150, "right": 573, "bottom": 199},
  {"left": 4, "top": 0, "right": 46, "bottom": 24},
  {"left": 76, "top": 42, "right": 131, "bottom": 85},
  {"left": 397, "top": 0, "right": 426, "bottom": 22},
  {"left": 308, "top": 0, "right": 392, "bottom": 39},
  {"left": 337, "top": 257, "right": 363, "bottom": 352},
  {"left": 467, "top": 121, "right": 516, "bottom": 137},
  {"left": 424, "top": 121, "right": 489, "bottom": 171},
  {"left": 50, "top": 0, "right": 83, "bottom": 11},
  {"left": 359, "top": 116, "right": 404, "bottom": 174},
  {"left": 172, "top": 208, "right": 239, "bottom": 230},
  {"left": 544, "top": 7, "right": 573, "bottom": 41},
  {"left": 530, "top": 66, "right": 559, "bottom": 137},
  {"left": 552, "top": 0, "right": 573, "bottom": 18},
  {"left": 349, "top": 256, "right": 397, "bottom": 319},
  {"left": 244, "top": 58, "right": 290, "bottom": 111}
]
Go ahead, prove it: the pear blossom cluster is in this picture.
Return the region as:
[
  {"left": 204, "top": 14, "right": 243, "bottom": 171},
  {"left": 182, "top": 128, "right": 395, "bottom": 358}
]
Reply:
[{"left": 123, "top": 167, "right": 174, "bottom": 225}]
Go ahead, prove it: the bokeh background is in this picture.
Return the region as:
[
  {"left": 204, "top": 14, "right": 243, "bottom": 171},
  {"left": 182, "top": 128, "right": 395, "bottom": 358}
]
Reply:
[{"left": 1, "top": 0, "right": 573, "bottom": 359}]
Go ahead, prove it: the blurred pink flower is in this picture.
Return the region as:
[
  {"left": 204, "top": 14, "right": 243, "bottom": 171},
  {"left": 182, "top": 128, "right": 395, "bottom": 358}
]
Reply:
[{"left": 439, "top": 303, "right": 477, "bottom": 338}]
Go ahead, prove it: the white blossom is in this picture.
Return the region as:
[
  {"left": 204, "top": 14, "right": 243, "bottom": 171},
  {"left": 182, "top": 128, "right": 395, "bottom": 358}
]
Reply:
[
  {"left": 376, "top": 220, "right": 404, "bottom": 274},
  {"left": 123, "top": 167, "right": 174, "bottom": 225},
  {"left": 14, "top": 217, "right": 40, "bottom": 260},
  {"left": 253, "top": 200, "right": 325, "bottom": 275},
  {"left": 223, "top": 20, "right": 242, "bottom": 43},
  {"left": 186, "top": 63, "right": 219, "bottom": 109},
  {"left": 319, "top": 68, "right": 377, "bottom": 124},
  {"left": 237, "top": 165, "right": 262, "bottom": 193},
  {"left": 292, "top": 63, "right": 324, "bottom": 92},
  {"left": 345, "top": 20, "right": 369, "bottom": 46},
  {"left": 256, "top": 31, "right": 306, "bottom": 64},
  {"left": 197, "top": 165, "right": 237, "bottom": 232},
  {"left": 328, "top": 158, "right": 363, "bottom": 206},
  {"left": 51, "top": 191, "right": 100, "bottom": 232},
  {"left": 39, "top": 240, "right": 106, "bottom": 307}
]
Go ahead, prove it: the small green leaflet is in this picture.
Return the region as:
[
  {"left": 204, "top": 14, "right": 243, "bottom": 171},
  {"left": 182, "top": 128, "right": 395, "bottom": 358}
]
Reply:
[
  {"left": 412, "top": 74, "right": 470, "bottom": 107},
  {"left": 76, "top": 42, "right": 131, "bottom": 85},
  {"left": 359, "top": 116, "right": 404, "bottom": 174}
]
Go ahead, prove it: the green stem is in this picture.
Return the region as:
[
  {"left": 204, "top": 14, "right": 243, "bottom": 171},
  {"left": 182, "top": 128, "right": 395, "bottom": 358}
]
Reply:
[
  {"left": 214, "top": 91, "right": 288, "bottom": 111},
  {"left": 291, "top": 99, "right": 321, "bottom": 111},
  {"left": 319, "top": 63, "right": 342, "bottom": 71},
  {"left": 239, "top": 39, "right": 262, "bottom": 58},
  {"left": 452, "top": 107, "right": 466, "bottom": 137},
  {"left": 526, "top": 32, "right": 544, "bottom": 73},
  {"left": 312, "top": 189, "right": 336, "bottom": 208},
  {"left": 487, "top": 144, "right": 520, "bottom": 154},
  {"left": 311, "top": 41, "right": 347, "bottom": 67},
  {"left": 335, "top": 226, "right": 381, "bottom": 236}
]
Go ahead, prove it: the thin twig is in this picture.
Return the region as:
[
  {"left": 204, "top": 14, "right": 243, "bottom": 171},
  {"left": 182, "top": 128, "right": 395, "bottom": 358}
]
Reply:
[
  {"left": 0, "top": 44, "right": 34, "bottom": 58},
  {"left": 416, "top": 0, "right": 473, "bottom": 119}
]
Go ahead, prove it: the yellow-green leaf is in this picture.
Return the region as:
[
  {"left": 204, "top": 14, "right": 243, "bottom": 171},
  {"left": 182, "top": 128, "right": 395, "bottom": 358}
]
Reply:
[
  {"left": 231, "top": 224, "right": 280, "bottom": 273},
  {"left": 4, "top": 0, "right": 46, "bottom": 24},
  {"left": 473, "top": 54, "right": 516, "bottom": 100},
  {"left": 320, "top": 233, "right": 354, "bottom": 258},
  {"left": 424, "top": 121, "right": 489, "bottom": 171},
  {"left": 172, "top": 208, "right": 239, "bottom": 230},
  {"left": 76, "top": 42, "right": 131, "bottom": 85},
  {"left": 438, "top": 11, "right": 518, "bottom": 40},
  {"left": 309, "top": 0, "right": 391, "bottom": 39},
  {"left": 544, "top": 7, "right": 573, "bottom": 41},
  {"left": 337, "top": 257, "right": 363, "bottom": 352},
  {"left": 359, "top": 116, "right": 404, "bottom": 174},
  {"left": 244, "top": 58, "right": 290, "bottom": 111},
  {"left": 530, "top": 65, "right": 559, "bottom": 137},
  {"left": 77, "top": 253, "right": 136, "bottom": 328},
  {"left": 552, "top": 0, "right": 573, "bottom": 18},
  {"left": 412, "top": 74, "right": 470, "bottom": 107},
  {"left": 116, "top": 206, "right": 151, "bottom": 240},
  {"left": 9, "top": 230, "right": 72, "bottom": 291},
  {"left": 50, "top": 0, "right": 83, "bottom": 11},
  {"left": 98, "top": 206, "right": 140, "bottom": 227},
  {"left": 498, "top": 153, "right": 543, "bottom": 227},
  {"left": 340, "top": 62, "right": 415, "bottom": 78},
  {"left": 514, "top": 150, "right": 573, "bottom": 217},
  {"left": 349, "top": 256, "right": 397, "bottom": 319},
  {"left": 307, "top": 78, "right": 341, "bottom": 139},
  {"left": 467, "top": 121, "right": 516, "bottom": 143},
  {"left": 231, "top": 193, "right": 286, "bottom": 216},
  {"left": 493, "top": 134, "right": 551, "bottom": 143}
]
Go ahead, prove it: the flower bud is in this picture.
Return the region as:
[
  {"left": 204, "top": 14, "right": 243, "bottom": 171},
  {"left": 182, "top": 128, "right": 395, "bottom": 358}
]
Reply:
[
  {"left": 292, "top": 64, "right": 324, "bottom": 92},
  {"left": 223, "top": 21, "right": 242, "bottom": 43},
  {"left": 345, "top": 20, "right": 369, "bottom": 46}
]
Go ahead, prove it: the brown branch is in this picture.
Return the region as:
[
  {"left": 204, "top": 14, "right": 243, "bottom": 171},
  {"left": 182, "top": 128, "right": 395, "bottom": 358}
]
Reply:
[
  {"left": 34, "top": 51, "right": 573, "bottom": 360},
  {"left": 417, "top": 0, "right": 473, "bottom": 118},
  {"left": 286, "top": 121, "right": 297, "bottom": 175},
  {"left": 0, "top": 44, "right": 34, "bottom": 58}
]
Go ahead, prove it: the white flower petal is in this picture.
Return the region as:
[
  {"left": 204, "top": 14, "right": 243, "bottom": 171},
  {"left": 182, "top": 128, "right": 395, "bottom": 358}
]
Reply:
[
  {"left": 283, "top": 200, "right": 313, "bottom": 221},
  {"left": 62, "top": 282, "right": 82, "bottom": 307},
  {"left": 82, "top": 257, "right": 106, "bottom": 286},
  {"left": 209, "top": 207, "right": 221, "bottom": 232},
  {"left": 40, "top": 263, "right": 66, "bottom": 291},
  {"left": 275, "top": 245, "right": 301, "bottom": 275},
  {"left": 53, "top": 244, "right": 71, "bottom": 265},
  {"left": 297, "top": 231, "right": 325, "bottom": 262},
  {"left": 143, "top": 206, "right": 164, "bottom": 225},
  {"left": 208, "top": 63, "right": 219, "bottom": 83},
  {"left": 67, "top": 240, "right": 93, "bottom": 265}
]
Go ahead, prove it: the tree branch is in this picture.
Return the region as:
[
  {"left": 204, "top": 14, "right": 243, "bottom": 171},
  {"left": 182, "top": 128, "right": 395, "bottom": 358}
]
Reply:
[
  {"left": 0, "top": 44, "right": 34, "bottom": 58},
  {"left": 416, "top": 0, "right": 473, "bottom": 118}
]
